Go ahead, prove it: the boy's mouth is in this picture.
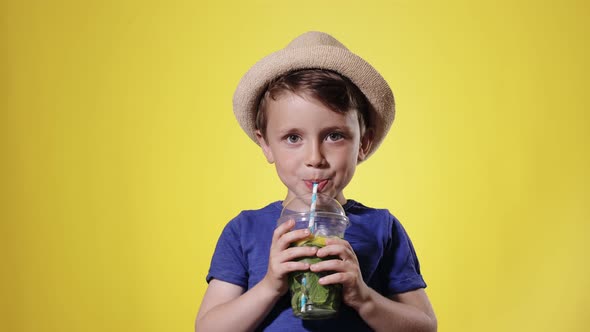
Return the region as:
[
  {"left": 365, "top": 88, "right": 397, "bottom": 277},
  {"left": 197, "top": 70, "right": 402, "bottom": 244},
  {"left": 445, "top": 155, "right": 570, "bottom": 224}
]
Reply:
[{"left": 304, "top": 179, "right": 329, "bottom": 192}]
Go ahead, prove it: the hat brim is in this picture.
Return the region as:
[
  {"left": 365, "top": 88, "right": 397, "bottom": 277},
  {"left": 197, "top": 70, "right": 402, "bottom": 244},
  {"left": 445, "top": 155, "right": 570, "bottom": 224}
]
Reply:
[{"left": 233, "top": 44, "right": 395, "bottom": 159}]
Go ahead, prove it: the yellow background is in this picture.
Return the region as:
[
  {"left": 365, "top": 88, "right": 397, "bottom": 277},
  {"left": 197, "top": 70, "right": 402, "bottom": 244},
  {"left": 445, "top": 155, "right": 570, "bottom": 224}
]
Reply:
[{"left": 2, "top": 0, "right": 588, "bottom": 331}]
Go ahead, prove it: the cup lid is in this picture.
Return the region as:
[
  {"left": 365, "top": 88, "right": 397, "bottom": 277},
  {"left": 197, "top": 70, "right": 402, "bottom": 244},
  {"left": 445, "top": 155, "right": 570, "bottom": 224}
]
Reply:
[{"left": 280, "top": 193, "right": 348, "bottom": 220}]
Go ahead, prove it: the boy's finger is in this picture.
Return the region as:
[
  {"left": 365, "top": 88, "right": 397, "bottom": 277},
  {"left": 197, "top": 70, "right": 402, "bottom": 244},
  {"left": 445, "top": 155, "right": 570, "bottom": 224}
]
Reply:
[
  {"left": 289, "top": 228, "right": 311, "bottom": 240},
  {"left": 272, "top": 219, "right": 295, "bottom": 242},
  {"left": 277, "top": 228, "right": 311, "bottom": 248},
  {"left": 272, "top": 220, "right": 312, "bottom": 251},
  {"left": 324, "top": 237, "right": 352, "bottom": 248},
  {"left": 317, "top": 272, "right": 348, "bottom": 286},
  {"left": 280, "top": 261, "right": 312, "bottom": 274},
  {"left": 309, "top": 257, "right": 348, "bottom": 273},
  {"left": 316, "top": 243, "right": 344, "bottom": 257},
  {"left": 281, "top": 245, "right": 318, "bottom": 262}
]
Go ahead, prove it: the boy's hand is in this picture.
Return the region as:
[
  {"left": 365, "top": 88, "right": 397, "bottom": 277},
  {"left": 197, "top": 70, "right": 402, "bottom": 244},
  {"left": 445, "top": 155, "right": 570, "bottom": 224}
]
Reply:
[
  {"left": 261, "top": 219, "right": 318, "bottom": 297},
  {"left": 310, "top": 237, "right": 371, "bottom": 311}
]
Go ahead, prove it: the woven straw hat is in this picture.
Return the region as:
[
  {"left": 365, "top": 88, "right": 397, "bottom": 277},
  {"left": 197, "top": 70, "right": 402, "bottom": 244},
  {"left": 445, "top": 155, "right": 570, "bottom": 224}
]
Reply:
[{"left": 233, "top": 31, "right": 395, "bottom": 159}]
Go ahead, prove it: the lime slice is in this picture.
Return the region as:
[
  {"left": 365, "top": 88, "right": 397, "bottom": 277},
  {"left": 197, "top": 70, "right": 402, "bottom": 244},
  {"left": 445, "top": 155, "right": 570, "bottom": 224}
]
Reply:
[
  {"left": 294, "top": 235, "right": 328, "bottom": 247},
  {"left": 309, "top": 235, "right": 327, "bottom": 247}
]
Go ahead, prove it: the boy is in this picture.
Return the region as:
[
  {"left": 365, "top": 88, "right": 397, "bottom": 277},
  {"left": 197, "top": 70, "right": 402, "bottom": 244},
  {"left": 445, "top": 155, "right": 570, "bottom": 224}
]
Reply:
[{"left": 196, "top": 32, "right": 436, "bottom": 332}]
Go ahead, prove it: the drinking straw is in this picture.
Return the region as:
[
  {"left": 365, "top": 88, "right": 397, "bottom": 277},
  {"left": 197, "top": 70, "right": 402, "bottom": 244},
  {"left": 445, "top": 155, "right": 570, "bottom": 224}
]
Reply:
[
  {"left": 308, "top": 182, "right": 318, "bottom": 232},
  {"left": 300, "top": 276, "right": 308, "bottom": 312}
]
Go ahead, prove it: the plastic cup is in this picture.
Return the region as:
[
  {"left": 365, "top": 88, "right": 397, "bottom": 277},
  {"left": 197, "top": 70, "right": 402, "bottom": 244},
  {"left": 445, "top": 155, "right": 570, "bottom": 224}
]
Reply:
[{"left": 276, "top": 193, "right": 350, "bottom": 320}]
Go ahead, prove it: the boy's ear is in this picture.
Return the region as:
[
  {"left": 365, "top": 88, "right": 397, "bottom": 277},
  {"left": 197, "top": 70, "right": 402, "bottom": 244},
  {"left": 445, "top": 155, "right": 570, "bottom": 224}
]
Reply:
[
  {"left": 357, "top": 128, "right": 374, "bottom": 162},
  {"left": 255, "top": 130, "right": 275, "bottom": 164}
]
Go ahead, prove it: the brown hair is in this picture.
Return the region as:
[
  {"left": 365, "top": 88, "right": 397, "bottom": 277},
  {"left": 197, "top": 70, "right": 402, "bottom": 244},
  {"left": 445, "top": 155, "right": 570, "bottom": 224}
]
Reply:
[{"left": 256, "top": 69, "right": 370, "bottom": 138}]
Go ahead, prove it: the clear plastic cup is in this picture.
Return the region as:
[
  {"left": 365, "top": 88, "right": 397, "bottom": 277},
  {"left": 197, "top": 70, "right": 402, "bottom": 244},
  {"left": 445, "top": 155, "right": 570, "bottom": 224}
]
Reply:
[{"left": 276, "top": 193, "right": 350, "bottom": 320}]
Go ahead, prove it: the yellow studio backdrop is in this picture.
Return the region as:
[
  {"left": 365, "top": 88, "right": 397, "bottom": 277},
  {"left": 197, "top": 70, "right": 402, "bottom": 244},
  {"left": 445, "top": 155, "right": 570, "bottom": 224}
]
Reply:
[{"left": 1, "top": 0, "right": 588, "bottom": 331}]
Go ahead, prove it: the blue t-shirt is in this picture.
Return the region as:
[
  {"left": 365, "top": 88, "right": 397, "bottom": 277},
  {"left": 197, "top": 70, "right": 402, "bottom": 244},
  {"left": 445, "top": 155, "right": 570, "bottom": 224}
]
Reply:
[{"left": 206, "top": 200, "right": 426, "bottom": 331}]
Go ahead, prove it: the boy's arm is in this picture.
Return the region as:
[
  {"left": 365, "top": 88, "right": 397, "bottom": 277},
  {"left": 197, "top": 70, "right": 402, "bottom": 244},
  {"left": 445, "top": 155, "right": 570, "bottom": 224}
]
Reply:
[
  {"left": 195, "top": 220, "right": 317, "bottom": 332},
  {"left": 313, "top": 237, "right": 436, "bottom": 332},
  {"left": 195, "top": 278, "right": 281, "bottom": 332},
  {"left": 355, "top": 288, "right": 437, "bottom": 332}
]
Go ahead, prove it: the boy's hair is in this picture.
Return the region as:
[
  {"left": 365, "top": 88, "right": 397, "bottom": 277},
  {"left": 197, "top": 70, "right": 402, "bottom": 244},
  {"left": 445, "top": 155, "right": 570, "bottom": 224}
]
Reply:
[{"left": 256, "top": 69, "right": 370, "bottom": 139}]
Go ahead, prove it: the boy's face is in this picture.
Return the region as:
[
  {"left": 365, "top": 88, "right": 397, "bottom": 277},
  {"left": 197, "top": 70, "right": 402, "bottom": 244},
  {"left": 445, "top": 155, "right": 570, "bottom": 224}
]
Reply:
[{"left": 256, "top": 92, "right": 372, "bottom": 205}]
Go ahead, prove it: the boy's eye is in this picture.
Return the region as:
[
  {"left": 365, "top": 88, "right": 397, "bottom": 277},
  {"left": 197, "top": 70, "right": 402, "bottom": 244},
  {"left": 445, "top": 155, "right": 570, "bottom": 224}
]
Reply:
[
  {"left": 326, "top": 132, "right": 344, "bottom": 141},
  {"left": 286, "top": 134, "right": 301, "bottom": 143}
]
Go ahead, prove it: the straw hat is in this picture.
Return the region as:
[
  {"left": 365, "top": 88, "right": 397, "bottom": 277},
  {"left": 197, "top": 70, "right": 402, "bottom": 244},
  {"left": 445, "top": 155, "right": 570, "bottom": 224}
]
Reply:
[{"left": 233, "top": 31, "right": 395, "bottom": 159}]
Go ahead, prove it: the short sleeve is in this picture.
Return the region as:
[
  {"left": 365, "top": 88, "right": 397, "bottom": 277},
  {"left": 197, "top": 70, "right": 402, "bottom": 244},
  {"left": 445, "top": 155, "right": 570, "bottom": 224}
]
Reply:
[
  {"left": 383, "top": 214, "right": 427, "bottom": 294},
  {"left": 205, "top": 218, "right": 248, "bottom": 288}
]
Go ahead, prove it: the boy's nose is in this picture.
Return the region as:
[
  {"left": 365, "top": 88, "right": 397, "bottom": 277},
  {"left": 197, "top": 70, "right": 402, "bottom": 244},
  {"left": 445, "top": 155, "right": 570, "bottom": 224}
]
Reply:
[{"left": 305, "top": 142, "right": 326, "bottom": 168}]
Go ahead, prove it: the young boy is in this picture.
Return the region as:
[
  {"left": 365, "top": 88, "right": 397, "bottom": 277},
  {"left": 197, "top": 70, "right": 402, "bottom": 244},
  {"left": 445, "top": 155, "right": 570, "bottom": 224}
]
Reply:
[{"left": 196, "top": 32, "right": 436, "bottom": 332}]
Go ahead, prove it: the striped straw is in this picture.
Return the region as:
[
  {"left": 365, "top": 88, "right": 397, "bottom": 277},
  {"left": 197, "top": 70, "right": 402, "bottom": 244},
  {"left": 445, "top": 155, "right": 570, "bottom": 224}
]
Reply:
[
  {"left": 308, "top": 182, "right": 318, "bottom": 232},
  {"left": 300, "top": 276, "right": 308, "bottom": 312}
]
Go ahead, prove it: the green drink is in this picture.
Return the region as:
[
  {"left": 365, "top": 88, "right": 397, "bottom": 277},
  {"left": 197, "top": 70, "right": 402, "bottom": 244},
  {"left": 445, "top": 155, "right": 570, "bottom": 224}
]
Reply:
[
  {"left": 288, "top": 235, "right": 342, "bottom": 319},
  {"left": 277, "top": 194, "right": 349, "bottom": 320}
]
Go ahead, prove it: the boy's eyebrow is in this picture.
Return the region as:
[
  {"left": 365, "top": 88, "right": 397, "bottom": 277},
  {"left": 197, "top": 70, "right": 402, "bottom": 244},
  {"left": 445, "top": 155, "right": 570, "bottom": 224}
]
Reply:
[
  {"left": 320, "top": 125, "right": 354, "bottom": 134},
  {"left": 276, "top": 125, "right": 353, "bottom": 135},
  {"left": 275, "top": 126, "right": 304, "bottom": 135},
  {"left": 324, "top": 124, "right": 353, "bottom": 131}
]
